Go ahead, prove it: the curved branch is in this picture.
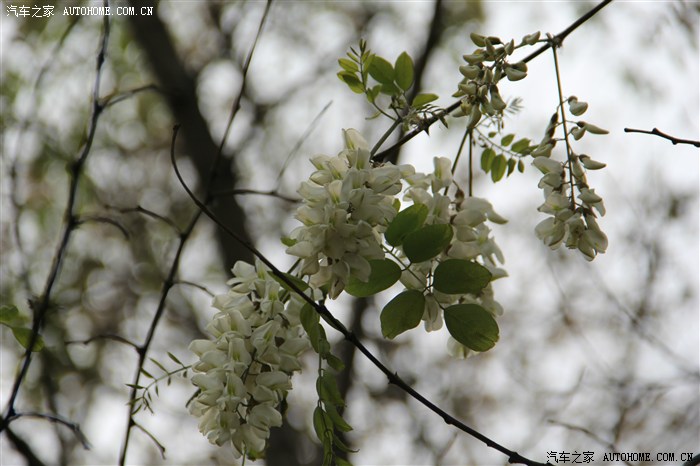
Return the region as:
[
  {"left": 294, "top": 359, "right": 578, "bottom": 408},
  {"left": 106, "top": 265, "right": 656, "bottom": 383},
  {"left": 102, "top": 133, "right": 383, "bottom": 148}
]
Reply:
[{"left": 624, "top": 127, "right": 700, "bottom": 147}]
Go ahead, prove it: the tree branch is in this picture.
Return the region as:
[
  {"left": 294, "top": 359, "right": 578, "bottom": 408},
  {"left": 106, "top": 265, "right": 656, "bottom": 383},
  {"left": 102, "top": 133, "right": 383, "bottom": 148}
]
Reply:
[
  {"left": 624, "top": 127, "right": 700, "bottom": 147},
  {"left": 119, "top": 3, "right": 273, "bottom": 463},
  {"left": 1, "top": 5, "right": 110, "bottom": 434}
]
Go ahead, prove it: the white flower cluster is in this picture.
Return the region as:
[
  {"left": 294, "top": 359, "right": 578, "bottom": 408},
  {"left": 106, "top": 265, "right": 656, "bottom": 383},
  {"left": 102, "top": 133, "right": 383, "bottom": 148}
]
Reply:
[
  {"left": 399, "top": 157, "right": 508, "bottom": 358},
  {"left": 532, "top": 153, "right": 608, "bottom": 261},
  {"left": 286, "top": 129, "right": 413, "bottom": 298},
  {"left": 188, "top": 260, "right": 309, "bottom": 458}
]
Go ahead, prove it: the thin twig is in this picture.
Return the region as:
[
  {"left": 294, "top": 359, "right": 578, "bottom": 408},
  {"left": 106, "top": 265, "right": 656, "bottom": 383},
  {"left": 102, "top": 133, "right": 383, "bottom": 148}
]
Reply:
[
  {"left": 102, "top": 84, "right": 160, "bottom": 109},
  {"left": 210, "top": 188, "right": 299, "bottom": 203},
  {"left": 65, "top": 334, "right": 140, "bottom": 350},
  {"left": 7, "top": 17, "right": 82, "bottom": 296},
  {"left": 7, "top": 412, "right": 91, "bottom": 450},
  {"left": 133, "top": 422, "right": 166, "bottom": 459},
  {"left": 118, "top": 3, "right": 274, "bottom": 463},
  {"left": 111, "top": 204, "right": 182, "bottom": 233},
  {"left": 275, "top": 100, "right": 333, "bottom": 186},
  {"left": 372, "top": 0, "right": 613, "bottom": 162},
  {"left": 624, "top": 127, "right": 700, "bottom": 148},
  {"left": 118, "top": 197, "right": 202, "bottom": 465},
  {"left": 1, "top": 6, "right": 110, "bottom": 434},
  {"left": 209, "top": 0, "right": 273, "bottom": 188},
  {"left": 75, "top": 215, "right": 130, "bottom": 239},
  {"left": 170, "top": 127, "right": 550, "bottom": 466},
  {"left": 174, "top": 280, "right": 216, "bottom": 297},
  {"left": 547, "top": 420, "right": 632, "bottom": 466}
]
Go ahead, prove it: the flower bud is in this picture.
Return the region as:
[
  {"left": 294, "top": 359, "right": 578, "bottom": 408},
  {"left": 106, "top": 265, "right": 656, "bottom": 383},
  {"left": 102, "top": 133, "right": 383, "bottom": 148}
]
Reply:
[
  {"left": 567, "top": 97, "right": 588, "bottom": 116},
  {"left": 490, "top": 88, "right": 507, "bottom": 111},
  {"left": 459, "top": 65, "right": 480, "bottom": 79},
  {"left": 470, "top": 32, "right": 486, "bottom": 47},
  {"left": 579, "top": 155, "right": 606, "bottom": 170},
  {"left": 505, "top": 66, "right": 527, "bottom": 81}
]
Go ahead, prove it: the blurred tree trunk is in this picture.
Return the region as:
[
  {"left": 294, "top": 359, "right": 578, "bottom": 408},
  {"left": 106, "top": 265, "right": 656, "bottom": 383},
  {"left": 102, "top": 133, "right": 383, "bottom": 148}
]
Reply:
[
  {"left": 126, "top": 2, "right": 313, "bottom": 464},
  {"left": 126, "top": 1, "right": 252, "bottom": 269}
]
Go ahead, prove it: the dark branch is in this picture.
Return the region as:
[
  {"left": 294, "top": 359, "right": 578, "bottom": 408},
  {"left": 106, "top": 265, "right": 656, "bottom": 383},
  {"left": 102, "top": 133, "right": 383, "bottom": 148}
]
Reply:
[
  {"left": 1, "top": 6, "right": 111, "bottom": 434},
  {"left": 624, "top": 127, "right": 700, "bottom": 147},
  {"left": 7, "top": 412, "right": 91, "bottom": 450},
  {"left": 119, "top": 2, "right": 274, "bottom": 464},
  {"left": 3, "top": 422, "right": 48, "bottom": 466}
]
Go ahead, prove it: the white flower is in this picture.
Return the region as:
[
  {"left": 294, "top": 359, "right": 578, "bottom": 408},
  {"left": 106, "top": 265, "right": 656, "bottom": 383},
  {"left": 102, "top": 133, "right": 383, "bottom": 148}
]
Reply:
[
  {"left": 532, "top": 156, "right": 563, "bottom": 174},
  {"left": 431, "top": 157, "right": 453, "bottom": 192},
  {"left": 189, "top": 260, "right": 310, "bottom": 458},
  {"left": 423, "top": 294, "right": 443, "bottom": 331},
  {"left": 288, "top": 130, "right": 403, "bottom": 298}
]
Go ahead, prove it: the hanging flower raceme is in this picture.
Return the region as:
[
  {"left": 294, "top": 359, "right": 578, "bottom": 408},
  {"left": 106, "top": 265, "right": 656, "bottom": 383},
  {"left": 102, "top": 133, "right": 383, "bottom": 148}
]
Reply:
[
  {"left": 286, "top": 129, "right": 413, "bottom": 298},
  {"left": 188, "top": 260, "right": 309, "bottom": 459}
]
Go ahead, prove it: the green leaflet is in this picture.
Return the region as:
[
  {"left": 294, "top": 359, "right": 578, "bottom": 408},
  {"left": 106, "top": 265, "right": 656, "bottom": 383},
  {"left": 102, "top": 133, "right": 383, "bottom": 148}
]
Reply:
[
  {"left": 444, "top": 304, "right": 499, "bottom": 352},
  {"left": 394, "top": 51, "right": 414, "bottom": 91},
  {"left": 385, "top": 204, "right": 428, "bottom": 247},
  {"left": 345, "top": 259, "right": 401, "bottom": 297},
  {"left": 403, "top": 223, "right": 453, "bottom": 263},
  {"left": 380, "top": 290, "right": 425, "bottom": 339},
  {"left": 433, "top": 259, "right": 492, "bottom": 295}
]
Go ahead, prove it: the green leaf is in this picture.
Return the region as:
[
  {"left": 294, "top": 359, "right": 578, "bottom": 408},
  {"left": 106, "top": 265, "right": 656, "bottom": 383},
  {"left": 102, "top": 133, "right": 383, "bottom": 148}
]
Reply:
[
  {"left": 380, "top": 290, "right": 425, "bottom": 339},
  {"left": 507, "top": 158, "right": 517, "bottom": 176},
  {"left": 338, "top": 58, "right": 358, "bottom": 73},
  {"left": 394, "top": 51, "right": 414, "bottom": 91},
  {"left": 324, "top": 403, "right": 353, "bottom": 433},
  {"left": 517, "top": 159, "right": 525, "bottom": 173},
  {"left": 337, "top": 72, "right": 364, "bottom": 94},
  {"left": 149, "top": 357, "right": 168, "bottom": 373},
  {"left": 345, "top": 259, "right": 401, "bottom": 297},
  {"left": 403, "top": 224, "right": 453, "bottom": 263},
  {"left": 411, "top": 93, "right": 438, "bottom": 108},
  {"left": 385, "top": 204, "right": 428, "bottom": 247},
  {"left": 0, "top": 304, "right": 20, "bottom": 325},
  {"left": 313, "top": 406, "right": 332, "bottom": 443},
  {"left": 480, "top": 147, "right": 495, "bottom": 173},
  {"left": 281, "top": 236, "right": 297, "bottom": 247},
  {"left": 367, "top": 85, "right": 381, "bottom": 103},
  {"left": 10, "top": 327, "right": 45, "bottom": 352},
  {"left": 444, "top": 304, "right": 499, "bottom": 352},
  {"left": 511, "top": 138, "right": 531, "bottom": 154},
  {"left": 379, "top": 81, "right": 400, "bottom": 96},
  {"left": 500, "top": 134, "right": 515, "bottom": 146},
  {"left": 300, "top": 304, "right": 322, "bottom": 353},
  {"left": 335, "top": 456, "right": 354, "bottom": 466},
  {"left": 368, "top": 56, "right": 394, "bottom": 84},
  {"left": 325, "top": 353, "right": 345, "bottom": 372},
  {"left": 433, "top": 259, "right": 492, "bottom": 295},
  {"left": 331, "top": 430, "right": 357, "bottom": 453},
  {"left": 167, "top": 352, "right": 183, "bottom": 366},
  {"left": 319, "top": 372, "right": 345, "bottom": 407},
  {"left": 490, "top": 154, "right": 507, "bottom": 182}
]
